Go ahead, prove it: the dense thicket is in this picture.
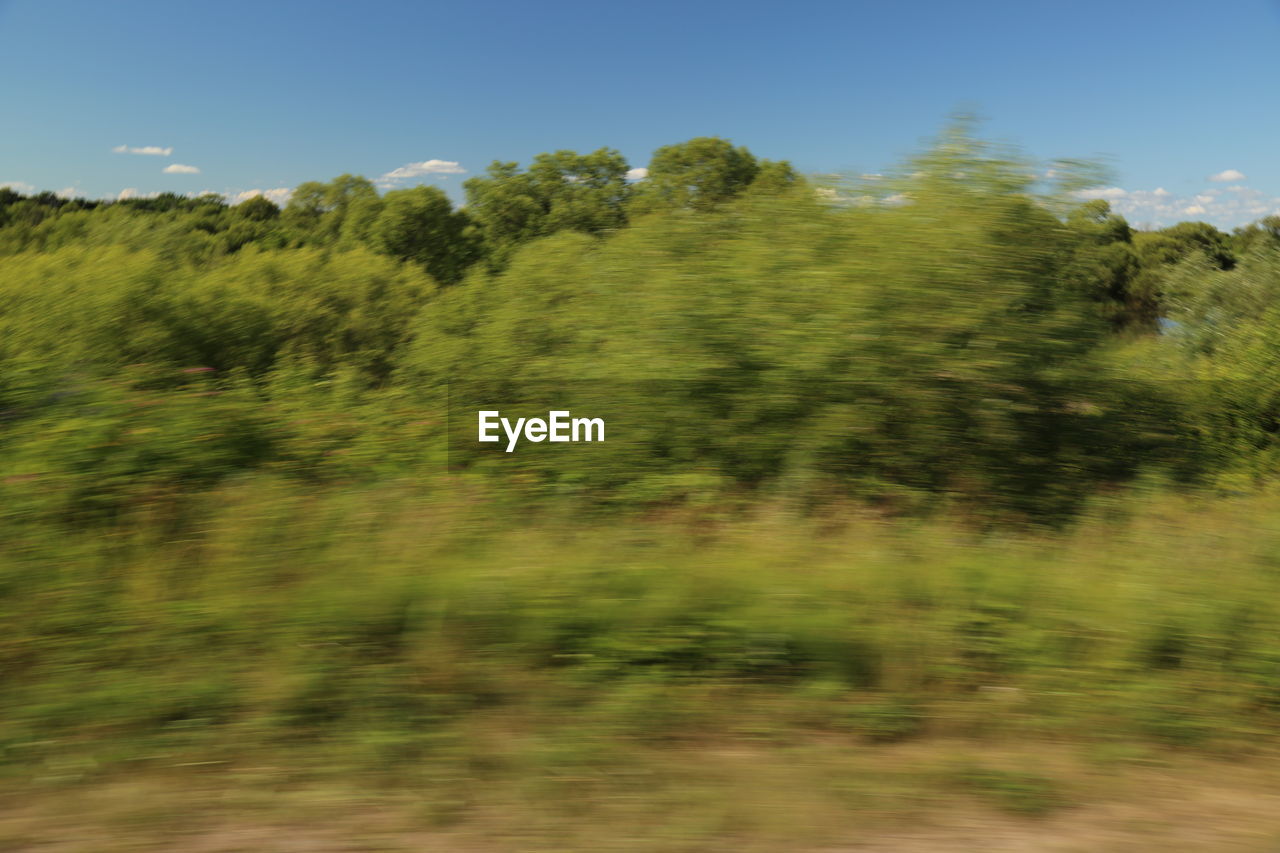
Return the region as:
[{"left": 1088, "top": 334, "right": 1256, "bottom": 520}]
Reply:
[{"left": 3, "top": 128, "right": 1280, "bottom": 527}]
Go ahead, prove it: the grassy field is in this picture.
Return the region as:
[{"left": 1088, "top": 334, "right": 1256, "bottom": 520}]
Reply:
[{"left": 5, "top": 479, "right": 1280, "bottom": 849}]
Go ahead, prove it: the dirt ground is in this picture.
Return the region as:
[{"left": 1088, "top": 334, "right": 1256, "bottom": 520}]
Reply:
[{"left": 5, "top": 744, "right": 1280, "bottom": 852}]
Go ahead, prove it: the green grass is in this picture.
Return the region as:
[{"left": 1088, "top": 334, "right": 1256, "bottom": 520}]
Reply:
[
  {"left": 6, "top": 479, "right": 1280, "bottom": 846},
  {"left": 5, "top": 479, "right": 1280, "bottom": 769}
]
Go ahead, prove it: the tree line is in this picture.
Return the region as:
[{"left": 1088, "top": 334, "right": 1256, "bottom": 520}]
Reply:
[{"left": 4, "top": 127, "right": 1280, "bottom": 523}]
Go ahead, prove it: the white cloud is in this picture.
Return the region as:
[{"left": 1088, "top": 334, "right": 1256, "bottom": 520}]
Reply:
[
  {"left": 1209, "top": 169, "right": 1245, "bottom": 182},
  {"left": 112, "top": 188, "right": 165, "bottom": 201},
  {"left": 162, "top": 163, "right": 200, "bottom": 174},
  {"left": 1, "top": 181, "right": 36, "bottom": 194},
  {"left": 1078, "top": 186, "right": 1128, "bottom": 200},
  {"left": 55, "top": 187, "right": 78, "bottom": 199},
  {"left": 230, "top": 187, "right": 293, "bottom": 206},
  {"left": 1080, "top": 183, "right": 1280, "bottom": 229},
  {"left": 113, "top": 145, "right": 173, "bottom": 156},
  {"left": 625, "top": 167, "right": 648, "bottom": 181},
  {"left": 379, "top": 159, "right": 466, "bottom": 186},
  {"left": 812, "top": 186, "right": 867, "bottom": 206}
]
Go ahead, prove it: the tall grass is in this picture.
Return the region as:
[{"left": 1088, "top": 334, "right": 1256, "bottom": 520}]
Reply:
[{"left": 5, "top": 478, "right": 1280, "bottom": 783}]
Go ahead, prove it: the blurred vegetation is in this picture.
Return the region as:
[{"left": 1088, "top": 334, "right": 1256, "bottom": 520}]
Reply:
[{"left": 6, "top": 123, "right": 1280, "bottom": 837}]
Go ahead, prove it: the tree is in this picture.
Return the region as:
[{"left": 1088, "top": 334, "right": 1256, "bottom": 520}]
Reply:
[
  {"left": 1068, "top": 199, "right": 1132, "bottom": 244},
  {"left": 235, "top": 195, "right": 280, "bottom": 221},
  {"left": 1135, "top": 221, "right": 1235, "bottom": 271},
  {"left": 1065, "top": 200, "right": 1150, "bottom": 330},
  {"left": 529, "top": 148, "right": 630, "bottom": 235},
  {"left": 635, "top": 137, "right": 760, "bottom": 211},
  {"left": 746, "top": 159, "right": 802, "bottom": 196},
  {"left": 408, "top": 127, "right": 1165, "bottom": 518},
  {"left": 283, "top": 174, "right": 381, "bottom": 243},
  {"left": 370, "top": 186, "right": 480, "bottom": 284},
  {"left": 1234, "top": 215, "right": 1280, "bottom": 254},
  {"left": 463, "top": 148, "right": 631, "bottom": 266}
]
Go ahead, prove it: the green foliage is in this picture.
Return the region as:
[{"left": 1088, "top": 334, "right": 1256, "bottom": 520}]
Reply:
[
  {"left": 0, "top": 367, "right": 280, "bottom": 523},
  {"left": 1234, "top": 215, "right": 1280, "bottom": 254},
  {"left": 1136, "top": 221, "right": 1236, "bottom": 271},
  {"left": 463, "top": 147, "right": 631, "bottom": 266},
  {"left": 234, "top": 194, "right": 280, "bottom": 221},
  {"left": 1063, "top": 200, "right": 1151, "bottom": 329},
  {"left": 954, "top": 764, "right": 1065, "bottom": 815},
  {"left": 1157, "top": 244, "right": 1280, "bottom": 480},
  {"left": 411, "top": 129, "right": 1181, "bottom": 518},
  {"left": 633, "top": 136, "right": 761, "bottom": 212},
  {"left": 0, "top": 245, "right": 434, "bottom": 381},
  {"left": 370, "top": 185, "right": 480, "bottom": 284},
  {"left": 5, "top": 488, "right": 1280, "bottom": 770},
  {"left": 5, "top": 123, "right": 1275, "bottom": 514},
  {"left": 283, "top": 174, "right": 381, "bottom": 245}
]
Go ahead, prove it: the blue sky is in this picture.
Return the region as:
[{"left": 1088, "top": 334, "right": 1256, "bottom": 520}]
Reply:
[{"left": 2, "top": 0, "right": 1277, "bottom": 228}]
